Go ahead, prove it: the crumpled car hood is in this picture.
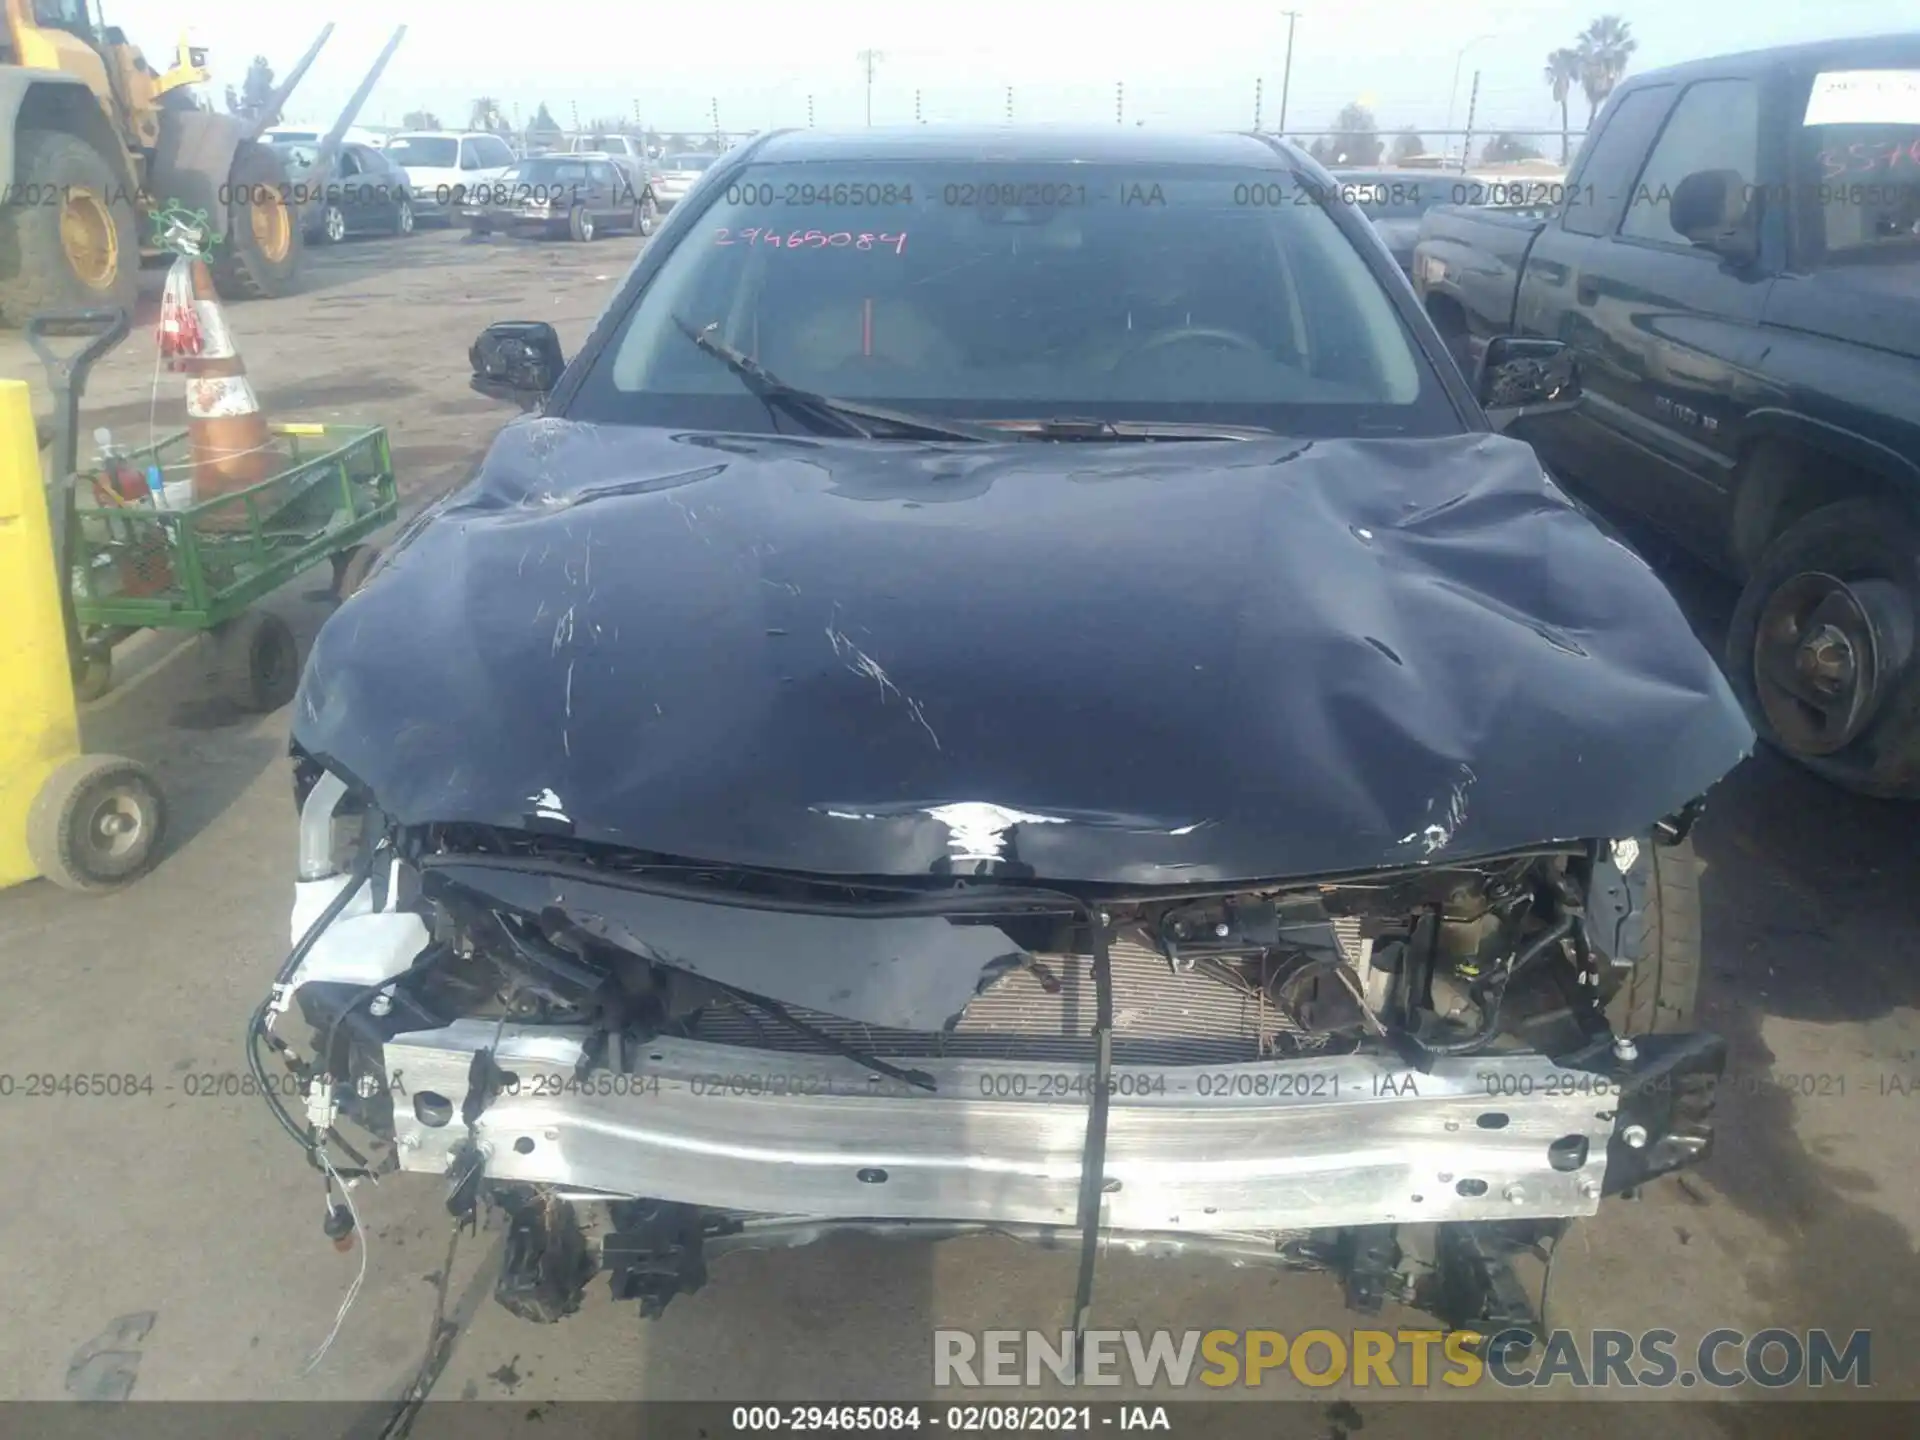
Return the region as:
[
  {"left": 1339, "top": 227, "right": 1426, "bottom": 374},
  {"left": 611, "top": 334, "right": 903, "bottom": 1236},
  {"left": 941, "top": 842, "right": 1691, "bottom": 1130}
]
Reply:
[{"left": 295, "top": 419, "right": 1753, "bottom": 884}]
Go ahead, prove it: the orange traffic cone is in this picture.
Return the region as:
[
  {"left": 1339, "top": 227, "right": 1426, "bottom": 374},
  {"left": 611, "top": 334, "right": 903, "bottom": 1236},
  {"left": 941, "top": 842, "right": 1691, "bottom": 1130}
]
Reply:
[{"left": 182, "top": 259, "right": 273, "bottom": 496}]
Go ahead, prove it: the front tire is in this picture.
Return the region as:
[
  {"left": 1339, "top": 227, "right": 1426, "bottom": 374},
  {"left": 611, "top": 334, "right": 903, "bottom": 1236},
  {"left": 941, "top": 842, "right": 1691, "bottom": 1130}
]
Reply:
[
  {"left": 317, "top": 203, "right": 347, "bottom": 244},
  {"left": 394, "top": 199, "right": 415, "bottom": 235},
  {"left": 1604, "top": 835, "right": 1702, "bottom": 1037},
  {"left": 635, "top": 193, "right": 658, "bottom": 237},
  {"left": 1726, "top": 499, "right": 1920, "bottom": 798},
  {"left": 568, "top": 204, "right": 595, "bottom": 242},
  {"left": 210, "top": 141, "right": 303, "bottom": 299},
  {"left": 0, "top": 130, "right": 139, "bottom": 324}
]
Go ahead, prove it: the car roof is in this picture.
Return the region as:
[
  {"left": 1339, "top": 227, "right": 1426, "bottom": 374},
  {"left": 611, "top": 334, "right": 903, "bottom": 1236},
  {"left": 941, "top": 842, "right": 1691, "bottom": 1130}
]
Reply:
[
  {"left": 1617, "top": 31, "right": 1920, "bottom": 89},
  {"left": 1329, "top": 169, "right": 1449, "bottom": 184},
  {"left": 745, "top": 125, "right": 1295, "bottom": 167},
  {"left": 392, "top": 131, "right": 495, "bottom": 140}
]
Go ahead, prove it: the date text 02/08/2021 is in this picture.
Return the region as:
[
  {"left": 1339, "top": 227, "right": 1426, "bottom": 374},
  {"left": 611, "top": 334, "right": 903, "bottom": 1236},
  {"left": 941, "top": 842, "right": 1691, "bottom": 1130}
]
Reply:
[{"left": 729, "top": 1405, "right": 1168, "bottom": 1432}]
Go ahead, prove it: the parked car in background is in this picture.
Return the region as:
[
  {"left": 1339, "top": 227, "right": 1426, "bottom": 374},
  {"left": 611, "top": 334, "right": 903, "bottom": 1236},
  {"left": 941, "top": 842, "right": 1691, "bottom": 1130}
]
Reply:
[
  {"left": 272, "top": 140, "right": 416, "bottom": 242},
  {"left": 265, "top": 123, "right": 388, "bottom": 150},
  {"left": 461, "top": 155, "right": 651, "bottom": 241},
  {"left": 654, "top": 152, "right": 717, "bottom": 211},
  {"left": 1330, "top": 169, "right": 1514, "bottom": 277},
  {"left": 385, "top": 131, "right": 517, "bottom": 225},
  {"left": 1411, "top": 33, "right": 1920, "bottom": 798},
  {"left": 569, "top": 145, "right": 663, "bottom": 235}
]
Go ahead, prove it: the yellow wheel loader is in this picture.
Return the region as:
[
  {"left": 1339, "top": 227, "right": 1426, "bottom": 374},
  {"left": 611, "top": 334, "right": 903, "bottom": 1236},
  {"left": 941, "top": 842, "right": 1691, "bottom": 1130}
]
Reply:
[{"left": 1, "top": 0, "right": 313, "bottom": 322}]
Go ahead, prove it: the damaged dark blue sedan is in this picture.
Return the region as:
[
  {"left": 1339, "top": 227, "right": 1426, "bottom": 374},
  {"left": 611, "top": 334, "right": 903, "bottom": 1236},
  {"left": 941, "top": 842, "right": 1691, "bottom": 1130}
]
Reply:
[{"left": 256, "top": 128, "right": 1754, "bottom": 1341}]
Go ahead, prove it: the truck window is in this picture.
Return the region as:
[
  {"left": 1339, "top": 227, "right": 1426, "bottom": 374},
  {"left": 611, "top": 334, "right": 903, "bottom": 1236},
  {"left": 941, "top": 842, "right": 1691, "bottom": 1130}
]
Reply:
[
  {"left": 1619, "top": 80, "right": 1761, "bottom": 246},
  {"left": 1563, "top": 85, "right": 1675, "bottom": 238},
  {"left": 1794, "top": 69, "right": 1920, "bottom": 267}
]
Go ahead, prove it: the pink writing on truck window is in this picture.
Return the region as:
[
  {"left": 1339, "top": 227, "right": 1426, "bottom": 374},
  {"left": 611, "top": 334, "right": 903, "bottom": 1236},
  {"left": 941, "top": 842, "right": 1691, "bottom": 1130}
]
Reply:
[
  {"left": 1818, "top": 136, "right": 1920, "bottom": 177},
  {"left": 713, "top": 228, "right": 907, "bottom": 252}
]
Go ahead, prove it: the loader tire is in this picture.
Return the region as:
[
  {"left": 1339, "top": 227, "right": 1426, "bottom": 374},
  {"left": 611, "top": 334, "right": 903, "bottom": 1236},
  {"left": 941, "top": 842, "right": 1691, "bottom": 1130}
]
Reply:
[
  {"left": 209, "top": 142, "right": 302, "bottom": 301},
  {"left": 1604, "top": 834, "right": 1702, "bottom": 1037},
  {"left": 0, "top": 130, "right": 139, "bottom": 325}
]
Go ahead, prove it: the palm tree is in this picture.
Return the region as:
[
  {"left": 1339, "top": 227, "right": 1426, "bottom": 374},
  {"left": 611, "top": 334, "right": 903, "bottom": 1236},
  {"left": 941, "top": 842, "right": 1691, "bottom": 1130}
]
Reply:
[
  {"left": 1575, "top": 16, "right": 1638, "bottom": 125},
  {"left": 1544, "top": 47, "right": 1582, "bottom": 163}
]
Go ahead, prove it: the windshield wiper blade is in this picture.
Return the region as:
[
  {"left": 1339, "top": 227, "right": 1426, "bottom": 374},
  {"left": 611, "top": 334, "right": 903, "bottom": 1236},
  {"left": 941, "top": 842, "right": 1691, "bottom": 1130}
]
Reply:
[
  {"left": 990, "top": 417, "right": 1281, "bottom": 442},
  {"left": 671, "top": 316, "right": 1010, "bottom": 443}
]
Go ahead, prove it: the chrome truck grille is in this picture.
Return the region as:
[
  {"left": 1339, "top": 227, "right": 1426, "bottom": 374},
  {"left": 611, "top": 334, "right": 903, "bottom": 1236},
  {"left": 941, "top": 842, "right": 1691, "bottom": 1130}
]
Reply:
[{"left": 688, "top": 924, "right": 1364, "bottom": 1066}]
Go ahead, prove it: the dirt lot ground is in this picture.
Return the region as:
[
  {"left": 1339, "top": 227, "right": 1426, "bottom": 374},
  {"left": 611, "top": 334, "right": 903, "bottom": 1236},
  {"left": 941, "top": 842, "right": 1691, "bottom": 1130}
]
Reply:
[{"left": 0, "top": 227, "right": 1916, "bottom": 1430}]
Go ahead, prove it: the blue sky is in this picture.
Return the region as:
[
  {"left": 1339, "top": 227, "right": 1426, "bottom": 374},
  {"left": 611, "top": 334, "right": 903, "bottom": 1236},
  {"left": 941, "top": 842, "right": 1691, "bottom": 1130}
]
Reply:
[{"left": 102, "top": 0, "right": 1918, "bottom": 137}]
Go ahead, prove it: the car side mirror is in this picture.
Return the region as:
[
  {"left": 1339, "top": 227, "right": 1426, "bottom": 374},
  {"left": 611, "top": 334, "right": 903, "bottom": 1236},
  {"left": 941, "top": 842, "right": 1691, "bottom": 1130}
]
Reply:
[
  {"left": 470, "top": 321, "right": 565, "bottom": 409},
  {"left": 1475, "top": 336, "right": 1581, "bottom": 431},
  {"left": 1669, "top": 168, "right": 1760, "bottom": 265}
]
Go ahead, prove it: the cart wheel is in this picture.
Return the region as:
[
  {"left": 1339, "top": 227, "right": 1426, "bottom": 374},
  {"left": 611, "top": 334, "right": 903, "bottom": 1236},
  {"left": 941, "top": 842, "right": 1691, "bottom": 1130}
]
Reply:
[
  {"left": 331, "top": 543, "right": 383, "bottom": 601},
  {"left": 73, "top": 652, "right": 113, "bottom": 703},
  {"left": 27, "top": 754, "right": 167, "bottom": 892},
  {"left": 211, "top": 610, "right": 300, "bottom": 713}
]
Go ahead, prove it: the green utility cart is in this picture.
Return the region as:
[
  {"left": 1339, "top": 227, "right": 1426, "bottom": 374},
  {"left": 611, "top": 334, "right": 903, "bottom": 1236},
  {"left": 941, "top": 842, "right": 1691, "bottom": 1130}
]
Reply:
[{"left": 66, "top": 423, "right": 398, "bottom": 709}]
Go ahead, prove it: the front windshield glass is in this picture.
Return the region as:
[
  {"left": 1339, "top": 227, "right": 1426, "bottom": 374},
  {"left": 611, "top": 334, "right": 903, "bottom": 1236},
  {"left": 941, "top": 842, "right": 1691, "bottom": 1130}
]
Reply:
[
  {"left": 669, "top": 155, "right": 715, "bottom": 172},
  {"left": 388, "top": 136, "right": 459, "bottom": 167},
  {"left": 579, "top": 161, "right": 1449, "bottom": 437}
]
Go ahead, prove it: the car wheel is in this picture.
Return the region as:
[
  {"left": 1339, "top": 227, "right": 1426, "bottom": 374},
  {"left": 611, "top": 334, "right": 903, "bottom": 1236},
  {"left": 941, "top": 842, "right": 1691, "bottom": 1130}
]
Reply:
[
  {"left": 27, "top": 753, "right": 168, "bottom": 892},
  {"left": 394, "top": 199, "right": 415, "bottom": 235},
  {"left": 1603, "top": 834, "right": 1701, "bottom": 1037},
  {"left": 1726, "top": 498, "right": 1920, "bottom": 798},
  {"left": 319, "top": 203, "right": 347, "bottom": 244},
  {"left": 636, "top": 194, "right": 658, "bottom": 237},
  {"left": 568, "top": 204, "right": 595, "bottom": 242}
]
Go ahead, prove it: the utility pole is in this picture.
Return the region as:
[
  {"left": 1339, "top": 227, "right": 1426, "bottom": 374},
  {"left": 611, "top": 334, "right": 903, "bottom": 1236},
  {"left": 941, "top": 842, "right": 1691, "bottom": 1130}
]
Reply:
[
  {"left": 1253, "top": 77, "right": 1263, "bottom": 131},
  {"left": 1117, "top": 81, "right": 1124, "bottom": 126},
  {"left": 1446, "top": 34, "right": 1494, "bottom": 157},
  {"left": 807, "top": 94, "right": 815, "bottom": 127},
  {"left": 1005, "top": 85, "right": 1014, "bottom": 122},
  {"left": 916, "top": 89, "right": 923, "bottom": 123},
  {"left": 858, "top": 49, "right": 884, "bottom": 125},
  {"left": 710, "top": 96, "right": 720, "bottom": 144},
  {"left": 1460, "top": 70, "right": 1480, "bottom": 174},
  {"left": 1277, "top": 11, "right": 1300, "bottom": 135}
]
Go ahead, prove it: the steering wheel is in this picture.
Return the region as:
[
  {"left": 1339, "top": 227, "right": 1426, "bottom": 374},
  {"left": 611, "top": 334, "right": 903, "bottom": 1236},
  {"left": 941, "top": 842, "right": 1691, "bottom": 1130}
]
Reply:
[{"left": 1114, "top": 326, "right": 1267, "bottom": 375}]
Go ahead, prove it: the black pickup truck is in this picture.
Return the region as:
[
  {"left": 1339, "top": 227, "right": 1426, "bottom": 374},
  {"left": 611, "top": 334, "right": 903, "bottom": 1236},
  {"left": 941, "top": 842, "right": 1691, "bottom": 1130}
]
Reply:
[{"left": 1413, "top": 34, "right": 1920, "bottom": 798}]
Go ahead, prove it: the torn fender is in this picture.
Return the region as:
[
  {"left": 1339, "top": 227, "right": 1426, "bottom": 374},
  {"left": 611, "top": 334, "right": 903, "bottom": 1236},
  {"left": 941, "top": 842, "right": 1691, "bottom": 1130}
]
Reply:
[{"left": 293, "top": 421, "right": 1753, "bottom": 884}]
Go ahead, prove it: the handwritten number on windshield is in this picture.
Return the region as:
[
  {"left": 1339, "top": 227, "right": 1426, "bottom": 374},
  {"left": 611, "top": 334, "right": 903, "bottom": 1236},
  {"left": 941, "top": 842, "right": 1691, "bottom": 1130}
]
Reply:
[{"left": 714, "top": 228, "right": 906, "bottom": 253}]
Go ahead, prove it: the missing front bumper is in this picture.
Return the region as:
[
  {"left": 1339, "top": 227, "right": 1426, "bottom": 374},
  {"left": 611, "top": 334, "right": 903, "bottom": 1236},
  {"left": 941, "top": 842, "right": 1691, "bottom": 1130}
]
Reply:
[{"left": 384, "top": 1023, "right": 1722, "bottom": 1232}]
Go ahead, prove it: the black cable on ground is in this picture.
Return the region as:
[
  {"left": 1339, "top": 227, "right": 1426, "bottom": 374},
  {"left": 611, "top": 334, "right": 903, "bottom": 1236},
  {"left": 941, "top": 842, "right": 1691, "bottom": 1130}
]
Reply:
[{"left": 378, "top": 1217, "right": 466, "bottom": 1440}]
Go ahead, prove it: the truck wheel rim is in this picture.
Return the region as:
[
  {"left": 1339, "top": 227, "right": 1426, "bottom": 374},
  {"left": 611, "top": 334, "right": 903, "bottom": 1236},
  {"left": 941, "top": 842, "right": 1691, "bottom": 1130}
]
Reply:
[
  {"left": 252, "top": 191, "right": 293, "bottom": 262},
  {"left": 1752, "top": 571, "right": 1909, "bottom": 755},
  {"left": 83, "top": 784, "right": 147, "bottom": 863},
  {"left": 59, "top": 188, "right": 118, "bottom": 290}
]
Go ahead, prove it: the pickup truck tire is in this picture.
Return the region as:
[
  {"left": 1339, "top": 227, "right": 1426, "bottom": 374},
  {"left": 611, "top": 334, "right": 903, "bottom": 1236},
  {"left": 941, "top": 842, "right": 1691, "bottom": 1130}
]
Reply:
[
  {"left": 1726, "top": 498, "right": 1920, "bottom": 799},
  {"left": 0, "top": 130, "right": 140, "bottom": 324},
  {"left": 1603, "top": 835, "right": 1702, "bottom": 1037}
]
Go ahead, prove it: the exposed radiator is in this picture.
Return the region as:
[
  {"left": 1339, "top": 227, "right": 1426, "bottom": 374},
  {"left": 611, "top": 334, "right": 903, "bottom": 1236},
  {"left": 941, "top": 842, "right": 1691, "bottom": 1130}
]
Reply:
[{"left": 688, "top": 923, "right": 1364, "bottom": 1066}]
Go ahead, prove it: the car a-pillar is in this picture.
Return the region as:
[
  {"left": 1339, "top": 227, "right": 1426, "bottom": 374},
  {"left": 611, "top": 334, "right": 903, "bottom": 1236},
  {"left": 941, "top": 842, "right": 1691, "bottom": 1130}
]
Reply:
[{"left": 1725, "top": 438, "right": 1920, "bottom": 798}]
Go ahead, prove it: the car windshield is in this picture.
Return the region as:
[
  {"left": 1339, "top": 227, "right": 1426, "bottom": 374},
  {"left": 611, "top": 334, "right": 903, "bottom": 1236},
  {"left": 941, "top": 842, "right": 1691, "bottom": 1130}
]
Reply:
[
  {"left": 577, "top": 161, "right": 1452, "bottom": 437},
  {"left": 388, "top": 136, "right": 459, "bottom": 167},
  {"left": 669, "top": 155, "right": 714, "bottom": 172}
]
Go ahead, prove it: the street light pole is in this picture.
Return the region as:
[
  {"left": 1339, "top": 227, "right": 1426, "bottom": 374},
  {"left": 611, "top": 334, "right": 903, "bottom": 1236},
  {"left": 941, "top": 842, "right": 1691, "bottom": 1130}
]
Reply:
[
  {"left": 1277, "top": 11, "right": 1300, "bottom": 134},
  {"left": 1445, "top": 33, "right": 1494, "bottom": 157},
  {"left": 858, "top": 49, "right": 884, "bottom": 126}
]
